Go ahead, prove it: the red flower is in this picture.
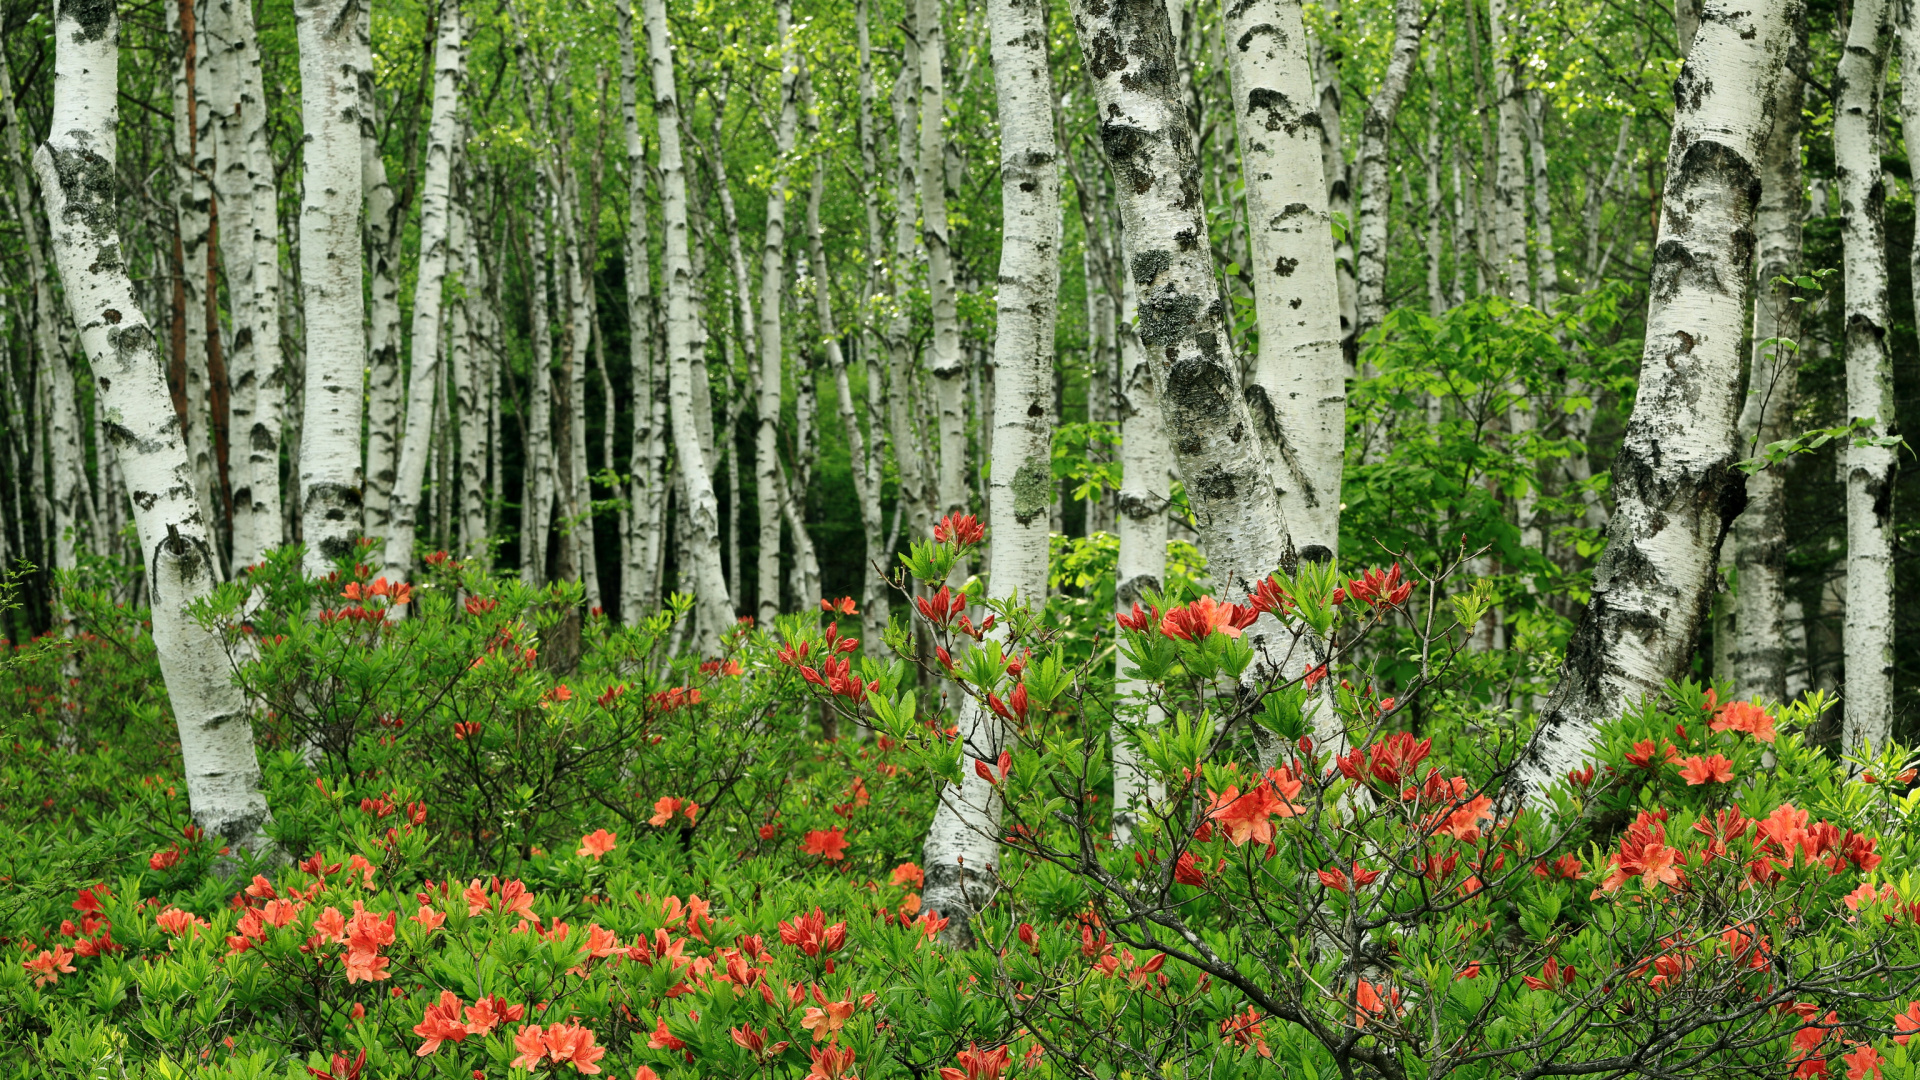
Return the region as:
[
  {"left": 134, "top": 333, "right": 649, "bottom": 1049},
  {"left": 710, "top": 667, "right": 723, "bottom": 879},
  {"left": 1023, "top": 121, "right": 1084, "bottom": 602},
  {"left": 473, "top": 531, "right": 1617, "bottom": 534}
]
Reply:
[
  {"left": 646, "top": 1018, "right": 684, "bottom": 1051},
  {"left": 1158, "top": 596, "right": 1260, "bottom": 641},
  {"left": 803, "top": 828, "right": 850, "bottom": 861},
  {"left": 1624, "top": 739, "right": 1680, "bottom": 769},
  {"left": 1599, "top": 810, "right": 1685, "bottom": 892},
  {"left": 1710, "top": 699, "right": 1778, "bottom": 743},
  {"left": 1220, "top": 1007, "right": 1271, "bottom": 1057},
  {"left": 779, "top": 908, "right": 848, "bottom": 957},
  {"left": 1113, "top": 602, "right": 1161, "bottom": 632},
  {"left": 305, "top": 1050, "right": 366, "bottom": 1080},
  {"left": 576, "top": 829, "right": 617, "bottom": 859},
  {"left": 1675, "top": 754, "right": 1734, "bottom": 785},
  {"left": 1521, "top": 956, "right": 1576, "bottom": 991},
  {"left": 1844, "top": 1045, "right": 1884, "bottom": 1080},
  {"left": 940, "top": 1042, "right": 1012, "bottom": 1080},
  {"left": 1895, "top": 1000, "right": 1920, "bottom": 1045},
  {"left": 820, "top": 596, "right": 859, "bottom": 615},
  {"left": 413, "top": 990, "right": 469, "bottom": 1056},
  {"left": 1248, "top": 574, "right": 1294, "bottom": 616},
  {"left": 915, "top": 586, "right": 969, "bottom": 628},
  {"left": 891, "top": 863, "right": 925, "bottom": 889},
  {"left": 542, "top": 1021, "right": 606, "bottom": 1074},
  {"left": 808, "top": 1043, "right": 859, "bottom": 1080},
  {"left": 1346, "top": 564, "right": 1413, "bottom": 607},
  {"left": 934, "top": 512, "right": 986, "bottom": 546}
]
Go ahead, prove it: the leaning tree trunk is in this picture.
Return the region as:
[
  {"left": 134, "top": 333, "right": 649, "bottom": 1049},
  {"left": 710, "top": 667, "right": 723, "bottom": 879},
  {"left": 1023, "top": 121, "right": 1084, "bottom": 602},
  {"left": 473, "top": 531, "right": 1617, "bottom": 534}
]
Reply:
[
  {"left": 35, "top": 0, "right": 271, "bottom": 850},
  {"left": 1223, "top": 0, "right": 1347, "bottom": 561},
  {"left": 1727, "top": 28, "right": 1805, "bottom": 705},
  {"left": 1352, "top": 0, "right": 1423, "bottom": 343},
  {"left": 296, "top": 0, "right": 369, "bottom": 576},
  {"left": 645, "top": 0, "right": 732, "bottom": 649},
  {"left": 1068, "top": 0, "right": 1293, "bottom": 599},
  {"left": 921, "top": 0, "right": 1061, "bottom": 941},
  {"left": 918, "top": 0, "right": 969, "bottom": 521},
  {"left": 383, "top": 0, "right": 465, "bottom": 588},
  {"left": 1516, "top": 0, "right": 1798, "bottom": 795},
  {"left": 757, "top": 3, "right": 801, "bottom": 625},
  {"left": 1836, "top": 0, "right": 1896, "bottom": 755}
]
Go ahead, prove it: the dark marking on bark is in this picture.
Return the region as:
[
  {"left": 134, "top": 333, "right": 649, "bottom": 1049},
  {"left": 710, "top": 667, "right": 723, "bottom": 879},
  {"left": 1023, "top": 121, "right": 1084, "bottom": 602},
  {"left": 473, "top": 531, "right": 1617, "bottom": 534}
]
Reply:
[
  {"left": 64, "top": 0, "right": 115, "bottom": 42},
  {"left": 1137, "top": 289, "right": 1200, "bottom": 347},
  {"left": 1027, "top": 400, "right": 1045, "bottom": 418},
  {"left": 1274, "top": 255, "right": 1299, "bottom": 276},
  {"left": 1191, "top": 464, "right": 1237, "bottom": 500},
  {"left": 1131, "top": 248, "right": 1171, "bottom": 286}
]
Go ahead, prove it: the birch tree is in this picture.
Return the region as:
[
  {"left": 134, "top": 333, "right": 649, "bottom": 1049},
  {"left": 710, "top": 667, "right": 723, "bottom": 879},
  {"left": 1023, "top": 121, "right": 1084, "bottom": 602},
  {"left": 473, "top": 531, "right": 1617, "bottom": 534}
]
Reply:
[
  {"left": 757, "top": 3, "right": 800, "bottom": 625},
  {"left": 919, "top": 0, "right": 968, "bottom": 520},
  {"left": 1067, "top": 0, "right": 1292, "bottom": 601},
  {"left": 35, "top": 0, "right": 272, "bottom": 849},
  {"left": 617, "top": 0, "right": 663, "bottom": 621},
  {"left": 1222, "top": 0, "right": 1347, "bottom": 560},
  {"left": 384, "top": 0, "right": 466, "bottom": 587},
  {"left": 296, "top": 0, "right": 370, "bottom": 576},
  {"left": 1516, "top": 0, "right": 1797, "bottom": 795},
  {"left": 646, "top": 0, "right": 732, "bottom": 647},
  {"left": 921, "top": 0, "right": 1060, "bottom": 937},
  {"left": 1835, "top": 0, "right": 1895, "bottom": 755},
  {"left": 1727, "top": 32, "right": 1804, "bottom": 704},
  {"left": 1352, "top": 0, "right": 1424, "bottom": 342}
]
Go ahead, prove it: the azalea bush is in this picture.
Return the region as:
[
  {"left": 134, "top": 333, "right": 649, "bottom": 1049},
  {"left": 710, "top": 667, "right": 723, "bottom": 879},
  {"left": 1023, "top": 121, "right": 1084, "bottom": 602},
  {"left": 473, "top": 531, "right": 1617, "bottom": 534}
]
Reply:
[{"left": 5, "top": 522, "right": 1920, "bottom": 1079}]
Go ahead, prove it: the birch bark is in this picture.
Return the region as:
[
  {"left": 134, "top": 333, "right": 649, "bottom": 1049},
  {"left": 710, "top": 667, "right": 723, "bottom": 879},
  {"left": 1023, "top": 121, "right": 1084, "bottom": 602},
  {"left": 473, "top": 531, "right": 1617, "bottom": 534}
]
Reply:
[
  {"left": 919, "top": 0, "right": 969, "bottom": 520},
  {"left": 361, "top": 82, "right": 402, "bottom": 536},
  {"left": 36, "top": 0, "right": 271, "bottom": 849},
  {"left": 921, "top": 0, "right": 1061, "bottom": 936},
  {"left": 645, "top": 0, "right": 732, "bottom": 647},
  {"left": 384, "top": 0, "right": 466, "bottom": 586},
  {"left": 1516, "top": 0, "right": 1797, "bottom": 795},
  {"left": 1727, "top": 33, "right": 1803, "bottom": 704},
  {"left": 296, "top": 0, "right": 369, "bottom": 576},
  {"left": 617, "top": 0, "right": 662, "bottom": 621},
  {"left": 1488, "top": 0, "right": 1529, "bottom": 300},
  {"left": 1223, "top": 0, "right": 1346, "bottom": 560},
  {"left": 758, "top": 5, "right": 800, "bottom": 624},
  {"left": 1836, "top": 0, "right": 1895, "bottom": 754},
  {"left": 886, "top": 33, "right": 935, "bottom": 546},
  {"left": 1068, "top": 0, "right": 1292, "bottom": 598},
  {"left": 1313, "top": 2, "right": 1357, "bottom": 364},
  {"left": 1352, "top": 0, "right": 1423, "bottom": 342}
]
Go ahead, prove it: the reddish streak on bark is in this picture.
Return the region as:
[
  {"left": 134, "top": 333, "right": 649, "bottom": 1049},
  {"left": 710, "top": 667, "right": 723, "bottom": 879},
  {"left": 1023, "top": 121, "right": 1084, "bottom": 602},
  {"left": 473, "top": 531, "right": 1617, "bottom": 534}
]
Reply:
[
  {"left": 206, "top": 200, "right": 233, "bottom": 526},
  {"left": 169, "top": 230, "right": 189, "bottom": 429}
]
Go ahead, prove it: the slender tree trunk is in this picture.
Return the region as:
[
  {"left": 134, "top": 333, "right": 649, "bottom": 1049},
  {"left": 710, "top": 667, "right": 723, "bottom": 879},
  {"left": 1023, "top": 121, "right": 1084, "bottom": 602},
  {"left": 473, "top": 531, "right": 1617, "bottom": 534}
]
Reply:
[
  {"left": 361, "top": 83, "right": 403, "bottom": 538},
  {"left": 36, "top": 0, "right": 271, "bottom": 849},
  {"left": 0, "top": 51, "right": 90, "bottom": 592},
  {"left": 646, "top": 0, "right": 731, "bottom": 647},
  {"left": 1110, "top": 268, "right": 1172, "bottom": 844},
  {"left": 1837, "top": 0, "right": 1895, "bottom": 755},
  {"left": 1726, "top": 30, "right": 1804, "bottom": 704},
  {"left": 921, "top": 0, "right": 1060, "bottom": 939},
  {"left": 757, "top": 8, "right": 800, "bottom": 624},
  {"left": 1488, "top": 0, "right": 1529, "bottom": 301},
  {"left": 856, "top": 0, "right": 893, "bottom": 649},
  {"left": 451, "top": 186, "right": 488, "bottom": 561},
  {"left": 919, "top": 0, "right": 968, "bottom": 520},
  {"left": 1424, "top": 49, "right": 1444, "bottom": 319},
  {"left": 171, "top": 0, "right": 223, "bottom": 565},
  {"left": 296, "top": 0, "right": 369, "bottom": 576},
  {"left": 1313, "top": 0, "right": 1357, "bottom": 366},
  {"left": 385, "top": 0, "right": 465, "bottom": 586},
  {"left": 617, "top": 0, "right": 661, "bottom": 620},
  {"left": 1224, "top": 0, "right": 1347, "bottom": 560},
  {"left": 1518, "top": 0, "right": 1797, "bottom": 794},
  {"left": 1525, "top": 90, "right": 1558, "bottom": 311},
  {"left": 887, "top": 31, "right": 935, "bottom": 546},
  {"left": 1068, "top": 0, "right": 1292, "bottom": 596},
  {"left": 1352, "top": 0, "right": 1423, "bottom": 342}
]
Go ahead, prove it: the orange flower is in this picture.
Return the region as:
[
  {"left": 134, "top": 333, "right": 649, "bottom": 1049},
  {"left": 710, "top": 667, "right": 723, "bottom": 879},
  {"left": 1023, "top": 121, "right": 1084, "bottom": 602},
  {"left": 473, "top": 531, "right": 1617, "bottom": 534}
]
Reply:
[
  {"left": 891, "top": 863, "right": 925, "bottom": 889},
  {"left": 1676, "top": 754, "right": 1734, "bottom": 785},
  {"left": 577, "top": 829, "right": 618, "bottom": 859},
  {"left": 511, "top": 1024, "right": 548, "bottom": 1069},
  {"left": 543, "top": 1021, "right": 606, "bottom": 1074},
  {"left": 1219, "top": 1007, "right": 1271, "bottom": 1057},
  {"left": 939, "top": 1042, "right": 1013, "bottom": 1080},
  {"left": 411, "top": 904, "right": 446, "bottom": 931},
  {"left": 1444, "top": 795, "right": 1495, "bottom": 842},
  {"left": 801, "top": 994, "right": 855, "bottom": 1041},
  {"left": 1206, "top": 784, "right": 1287, "bottom": 847},
  {"left": 649, "top": 797, "right": 684, "bottom": 827},
  {"left": 1896, "top": 1001, "right": 1920, "bottom": 1045},
  {"left": 22, "top": 946, "right": 76, "bottom": 986},
  {"left": 803, "top": 828, "right": 850, "bottom": 861},
  {"left": 1845, "top": 1044, "right": 1884, "bottom": 1080},
  {"left": 1711, "top": 700, "right": 1778, "bottom": 743},
  {"left": 808, "top": 1043, "right": 859, "bottom": 1080},
  {"left": 413, "top": 990, "right": 469, "bottom": 1055},
  {"left": 1159, "top": 595, "right": 1260, "bottom": 641}
]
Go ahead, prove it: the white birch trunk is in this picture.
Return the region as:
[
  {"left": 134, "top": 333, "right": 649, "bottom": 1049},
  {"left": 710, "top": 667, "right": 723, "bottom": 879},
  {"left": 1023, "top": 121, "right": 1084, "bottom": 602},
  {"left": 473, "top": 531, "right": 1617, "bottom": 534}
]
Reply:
[
  {"left": 1837, "top": 0, "right": 1895, "bottom": 754},
  {"left": 210, "top": 0, "right": 280, "bottom": 567},
  {"left": 522, "top": 188, "right": 555, "bottom": 585},
  {"left": 1352, "top": 0, "right": 1423, "bottom": 341},
  {"left": 36, "top": 0, "right": 271, "bottom": 848},
  {"left": 1488, "top": 0, "right": 1529, "bottom": 301},
  {"left": 919, "top": 0, "right": 969, "bottom": 520},
  {"left": 856, "top": 0, "right": 893, "bottom": 649},
  {"left": 0, "top": 50, "right": 90, "bottom": 586},
  {"left": 1424, "top": 49, "right": 1444, "bottom": 319},
  {"left": 617, "top": 0, "right": 662, "bottom": 620},
  {"left": 1727, "top": 36, "right": 1803, "bottom": 705},
  {"left": 886, "top": 36, "right": 935, "bottom": 548},
  {"left": 1224, "top": 0, "right": 1347, "bottom": 560},
  {"left": 1517, "top": 0, "right": 1797, "bottom": 795},
  {"left": 646, "top": 0, "right": 732, "bottom": 647},
  {"left": 921, "top": 0, "right": 1060, "bottom": 935},
  {"left": 171, "top": 0, "right": 222, "bottom": 561},
  {"left": 384, "top": 0, "right": 465, "bottom": 587},
  {"left": 361, "top": 79, "right": 402, "bottom": 537},
  {"left": 1111, "top": 271, "right": 1172, "bottom": 845},
  {"left": 451, "top": 189, "right": 488, "bottom": 561},
  {"left": 1525, "top": 90, "right": 1558, "bottom": 311},
  {"left": 757, "top": 7, "right": 800, "bottom": 625},
  {"left": 1068, "top": 0, "right": 1292, "bottom": 596},
  {"left": 296, "top": 0, "right": 368, "bottom": 576}
]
